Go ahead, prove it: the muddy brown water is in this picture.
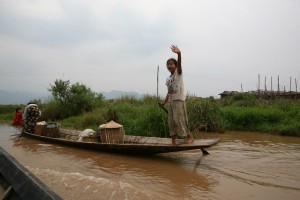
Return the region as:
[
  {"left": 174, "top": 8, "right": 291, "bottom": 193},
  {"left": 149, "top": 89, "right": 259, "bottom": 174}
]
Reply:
[{"left": 0, "top": 124, "right": 299, "bottom": 200}]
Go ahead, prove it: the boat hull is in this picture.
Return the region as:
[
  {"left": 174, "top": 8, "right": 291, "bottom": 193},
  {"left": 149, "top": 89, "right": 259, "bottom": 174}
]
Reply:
[
  {"left": 19, "top": 128, "right": 220, "bottom": 155},
  {"left": 0, "top": 147, "right": 62, "bottom": 200}
]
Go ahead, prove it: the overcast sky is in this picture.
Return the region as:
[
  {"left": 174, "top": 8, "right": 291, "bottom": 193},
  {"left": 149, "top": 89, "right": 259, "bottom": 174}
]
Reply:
[{"left": 0, "top": 0, "right": 299, "bottom": 98}]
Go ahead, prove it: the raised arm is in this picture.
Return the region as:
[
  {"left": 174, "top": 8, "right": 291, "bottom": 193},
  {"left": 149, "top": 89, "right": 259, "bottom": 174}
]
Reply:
[{"left": 171, "top": 45, "right": 182, "bottom": 74}]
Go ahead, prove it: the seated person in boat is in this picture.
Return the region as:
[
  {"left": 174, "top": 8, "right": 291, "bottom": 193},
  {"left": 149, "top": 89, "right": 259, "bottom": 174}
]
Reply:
[
  {"left": 12, "top": 107, "right": 23, "bottom": 126},
  {"left": 22, "top": 102, "right": 41, "bottom": 134}
]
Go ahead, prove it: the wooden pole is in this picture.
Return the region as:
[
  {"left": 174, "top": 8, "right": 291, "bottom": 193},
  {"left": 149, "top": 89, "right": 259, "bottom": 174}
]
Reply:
[
  {"left": 295, "top": 78, "right": 298, "bottom": 93},
  {"left": 290, "top": 76, "right": 292, "bottom": 91},
  {"left": 265, "top": 76, "right": 267, "bottom": 91},
  {"left": 277, "top": 75, "right": 280, "bottom": 92},
  {"left": 156, "top": 65, "right": 159, "bottom": 98},
  {"left": 271, "top": 76, "right": 273, "bottom": 91},
  {"left": 258, "top": 74, "right": 260, "bottom": 91}
]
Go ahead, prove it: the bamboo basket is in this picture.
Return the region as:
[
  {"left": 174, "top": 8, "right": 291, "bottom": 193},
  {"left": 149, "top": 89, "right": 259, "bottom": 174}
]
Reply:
[
  {"left": 34, "top": 125, "right": 44, "bottom": 136},
  {"left": 99, "top": 120, "right": 125, "bottom": 144},
  {"left": 43, "top": 123, "right": 60, "bottom": 138}
]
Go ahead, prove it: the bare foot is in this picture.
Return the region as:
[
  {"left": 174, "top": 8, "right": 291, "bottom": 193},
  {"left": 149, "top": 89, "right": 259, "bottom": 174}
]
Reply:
[{"left": 171, "top": 135, "right": 177, "bottom": 145}]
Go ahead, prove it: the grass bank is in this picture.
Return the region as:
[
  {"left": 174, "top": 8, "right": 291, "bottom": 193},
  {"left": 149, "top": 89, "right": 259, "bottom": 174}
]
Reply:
[
  {"left": 1, "top": 94, "right": 299, "bottom": 137},
  {"left": 219, "top": 94, "right": 300, "bottom": 136}
]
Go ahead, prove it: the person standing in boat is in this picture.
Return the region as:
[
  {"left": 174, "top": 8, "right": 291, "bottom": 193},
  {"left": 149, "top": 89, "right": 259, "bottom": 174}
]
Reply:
[
  {"left": 22, "top": 102, "right": 41, "bottom": 134},
  {"left": 12, "top": 107, "right": 23, "bottom": 126},
  {"left": 159, "top": 45, "right": 194, "bottom": 145}
]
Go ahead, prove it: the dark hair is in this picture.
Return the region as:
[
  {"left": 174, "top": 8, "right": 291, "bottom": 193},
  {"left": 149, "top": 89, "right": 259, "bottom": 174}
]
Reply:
[
  {"left": 166, "top": 58, "right": 177, "bottom": 67},
  {"left": 15, "top": 107, "right": 21, "bottom": 112}
]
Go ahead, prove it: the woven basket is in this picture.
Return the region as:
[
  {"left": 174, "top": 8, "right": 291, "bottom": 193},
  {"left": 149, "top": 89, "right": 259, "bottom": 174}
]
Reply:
[
  {"left": 34, "top": 125, "right": 45, "bottom": 135},
  {"left": 43, "top": 123, "right": 60, "bottom": 138},
  {"left": 99, "top": 120, "right": 125, "bottom": 144}
]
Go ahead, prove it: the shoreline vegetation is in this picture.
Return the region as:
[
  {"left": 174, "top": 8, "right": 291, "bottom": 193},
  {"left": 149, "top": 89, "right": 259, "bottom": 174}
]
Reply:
[
  {"left": 1, "top": 80, "right": 299, "bottom": 137},
  {"left": 1, "top": 94, "right": 299, "bottom": 137}
]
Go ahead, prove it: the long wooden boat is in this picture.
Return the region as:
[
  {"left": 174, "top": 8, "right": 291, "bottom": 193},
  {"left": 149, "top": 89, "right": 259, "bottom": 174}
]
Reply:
[
  {"left": 17, "top": 127, "right": 220, "bottom": 155},
  {"left": 0, "top": 147, "right": 63, "bottom": 200}
]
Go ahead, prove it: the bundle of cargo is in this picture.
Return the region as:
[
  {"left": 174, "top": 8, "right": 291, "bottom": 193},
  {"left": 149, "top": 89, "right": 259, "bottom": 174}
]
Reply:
[
  {"left": 34, "top": 122, "right": 60, "bottom": 138},
  {"left": 78, "top": 129, "right": 99, "bottom": 143},
  {"left": 34, "top": 121, "right": 47, "bottom": 136},
  {"left": 43, "top": 123, "right": 60, "bottom": 138},
  {"left": 99, "top": 120, "right": 125, "bottom": 144}
]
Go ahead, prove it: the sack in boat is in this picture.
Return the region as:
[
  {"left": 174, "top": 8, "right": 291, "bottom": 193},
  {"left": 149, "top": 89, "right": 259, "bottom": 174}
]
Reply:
[
  {"left": 78, "top": 129, "right": 99, "bottom": 142},
  {"left": 98, "top": 120, "right": 125, "bottom": 144}
]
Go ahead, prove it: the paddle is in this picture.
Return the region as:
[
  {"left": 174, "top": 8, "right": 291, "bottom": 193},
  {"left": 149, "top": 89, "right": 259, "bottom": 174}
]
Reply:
[
  {"left": 157, "top": 65, "right": 168, "bottom": 114},
  {"left": 158, "top": 103, "right": 168, "bottom": 114},
  {"left": 156, "top": 65, "right": 168, "bottom": 113},
  {"left": 8, "top": 124, "right": 23, "bottom": 137},
  {"left": 10, "top": 133, "right": 21, "bottom": 137},
  {"left": 201, "top": 149, "right": 210, "bottom": 155}
]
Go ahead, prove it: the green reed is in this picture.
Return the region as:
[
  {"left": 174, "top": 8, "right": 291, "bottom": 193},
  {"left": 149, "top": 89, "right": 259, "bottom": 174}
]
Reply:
[{"left": 1, "top": 93, "right": 299, "bottom": 136}]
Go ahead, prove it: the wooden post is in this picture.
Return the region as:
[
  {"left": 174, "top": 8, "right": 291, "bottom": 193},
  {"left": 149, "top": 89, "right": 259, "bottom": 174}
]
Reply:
[
  {"left": 258, "top": 74, "right": 261, "bottom": 95},
  {"left": 157, "top": 65, "right": 159, "bottom": 98},
  {"left": 295, "top": 78, "right": 298, "bottom": 93},
  {"left": 265, "top": 76, "right": 267, "bottom": 91},
  {"left": 271, "top": 76, "right": 273, "bottom": 91},
  {"left": 258, "top": 74, "right": 260, "bottom": 91},
  {"left": 277, "top": 75, "right": 280, "bottom": 92},
  {"left": 290, "top": 76, "right": 292, "bottom": 91}
]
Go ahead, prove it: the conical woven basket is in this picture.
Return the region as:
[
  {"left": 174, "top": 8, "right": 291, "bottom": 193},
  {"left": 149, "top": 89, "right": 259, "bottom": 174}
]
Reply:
[{"left": 98, "top": 120, "right": 125, "bottom": 144}]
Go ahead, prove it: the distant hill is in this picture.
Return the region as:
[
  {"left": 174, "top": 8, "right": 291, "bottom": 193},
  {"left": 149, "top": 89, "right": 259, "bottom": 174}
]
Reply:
[
  {"left": 0, "top": 90, "right": 50, "bottom": 105},
  {"left": 101, "top": 90, "right": 143, "bottom": 99},
  {"left": 0, "top": 90, "right": 143, "bottom": 104}
]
